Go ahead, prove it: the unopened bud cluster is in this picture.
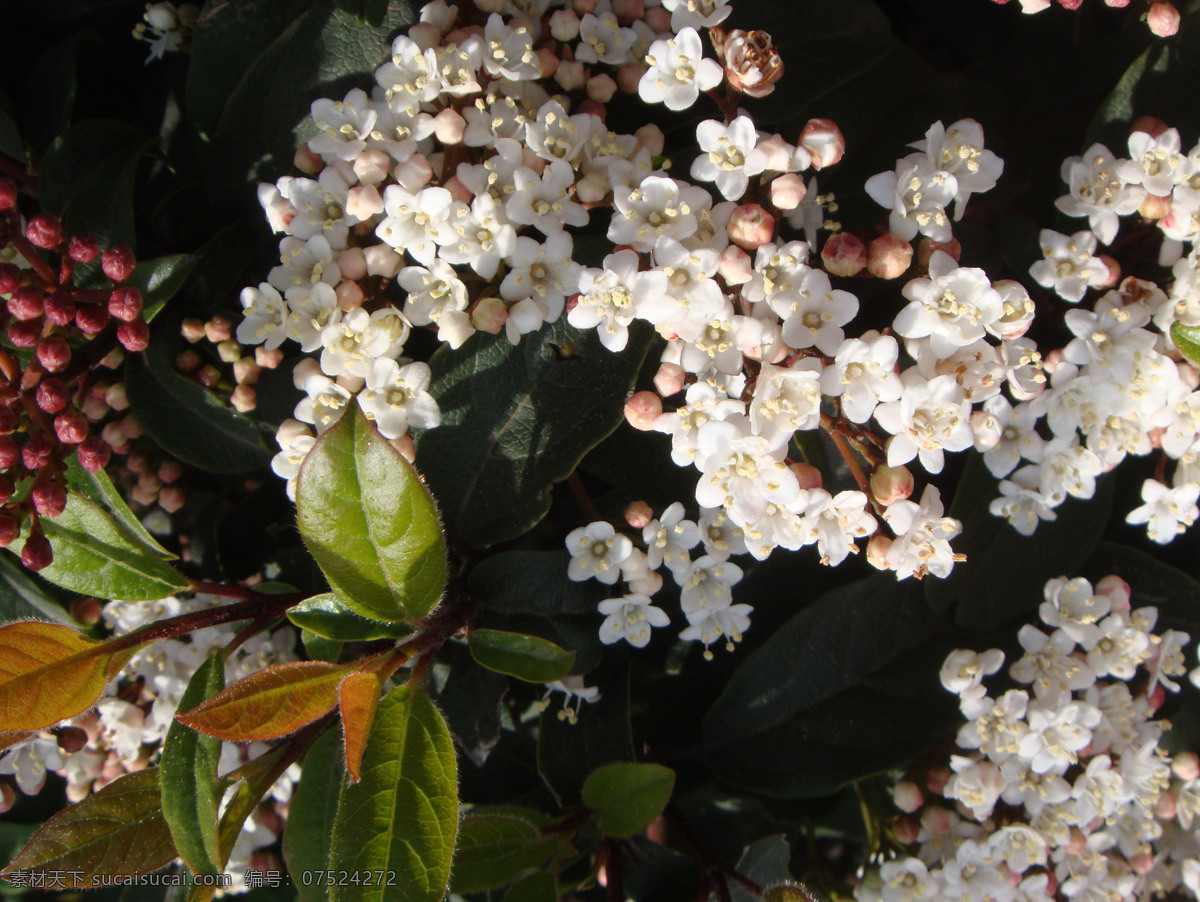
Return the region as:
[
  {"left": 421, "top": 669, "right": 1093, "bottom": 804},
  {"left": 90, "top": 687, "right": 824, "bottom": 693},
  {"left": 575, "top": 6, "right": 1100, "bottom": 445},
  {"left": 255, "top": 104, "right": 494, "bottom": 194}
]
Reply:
[{"left": 0, "top": 187, "right": 149, "bottom": 570}]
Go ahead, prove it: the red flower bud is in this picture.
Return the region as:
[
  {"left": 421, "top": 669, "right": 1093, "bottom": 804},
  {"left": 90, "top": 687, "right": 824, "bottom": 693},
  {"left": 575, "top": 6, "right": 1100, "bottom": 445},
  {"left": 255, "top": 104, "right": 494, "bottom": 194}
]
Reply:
[
  {"left": 0, "top": 263, "right": 21, "bottom": 294},
  {"left": 56, "top": 726, "right": 90, "bottom": 753},
  {"left": 0, "top": 177, "right": 17, "bottom": 211},
  {"left": 54, "top": 410, "right": 88, "bottom": 445},
  {"left": 67, "top": 233, "right": 101, "bottom": 263},
  {"left": 21, "top": 531, "right": 54, "bottom": 571},
  {"left": 7, "top": 287, "right": 43, "bottom": 321},
  {"left": 26, "top": 214, "right": 64, "bottom": 249},
  {"left": 6, "top": 320, "right": 40, "bottom": 348},
  {"left": 76, "top": 437, "right": 111, "bottom": 473},
  {"left": 36, "top": 337, "right": 72, "bottom": 373},
  {"left": 21, "top": 436, "right": 53, "bottom": 471},
  {"left": 0, "top": 436, "right": 18, "bottom": 470},
  {"left": 118, "top": 320, "right": 151, "bottom": 352},
  {"left": 101, "top": 246, "right": 137, "bottom": 283},
  {"left": 43, "top": 293, "right": 77, "bottom": 326},
  {"left": 0, "top": 514, "right": 18, "bottom": 548},
  {"left": 76, "top": 304, "right": 110, "bottom": 334},
  {"left": 36, "top": 378, "right": 69, "bottom": 414},
  {"left": 108, "top": 286, "right": 143, "bottom": 322},
  {"left": 32, "top": 482, "right": 68, "bottom": 517}
]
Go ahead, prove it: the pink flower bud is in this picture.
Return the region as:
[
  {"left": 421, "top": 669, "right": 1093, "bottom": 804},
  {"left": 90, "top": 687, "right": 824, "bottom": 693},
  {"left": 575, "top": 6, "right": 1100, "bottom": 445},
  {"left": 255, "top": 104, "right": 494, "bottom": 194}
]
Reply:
[
  {"left": 37, "top": 337, "right": 72, "bottom": 373},
  {"left": 363, "top": 244, "right": 402, "bottom": 279},
  {"left": 820, "top": 232, "right": 867, "bottom": 276},
  {"left": 197, "top": 365, "right": 221, "bottom": 388},
  {"left": 536, "top": 47, "right": 559, "bottom": 79},
  {"left": 0, "top": 515, "right": 18, "bottom": 548},
  {"left": 1096, "top": 254, "right": 1121, "bottom": 289},
  {"left": 180, "top": 317, "right": 205, "bottom": 342},
  {"left": 625, "top": 500, "right": 654, "bottom": 529},
  {"left": 1173, "top": 751, "right": 1200, "bottom": 780},
  {"left": 33, "top": 482, "right": 68, "bottom": 517},
  {"left": 230, "top": 385, "right": 257, "bottom": 413},
  {"left": 26, "top": 214, "right": 64, "bottom": 249},
  {"left": 970, "top": 410, "right": 1002, "bottom": 452},
  {"left": 393, "top": 154, "right": 434, "bottom": 192},
  {"left": 1153, "top": 790, "right": 1177, "bottom": 820},
  {"left": 7, "top": 320, "right": 40, "bottom": 348},
  {"left": 916, "top": 237, "right": 961, "bottom": 268},
  {"left": 611, "top": 0, "right": 643, "bottom": 23},
  {"left": 335, "top": 280, "right": 365, "bottom": 311},
  {"left": 714, "top": 245, "right": 751, "bottom": 285},
  {"left": 786, "top": 462, "right": 821, "bottom": 490},
  {"left": 866, "top": 534, "right": 892, "bottom": 570},
  {"left": 390, "top": 433, "right": 417, "bottom": 463},
  {"left": 893, "top": 817, "right": 920, "bottom": 845},
  {"left": 549, "top": 8, "right": 580, "bottom": 40},
  {"left": 575, "top": 172, "right": 609, "bottom": 204},
  {"left": 653, "top": 362, "right": 687, "bottom": 397},
  {"left": 554, "top": 60, "right": 587, "bottom": 92},
  {"left": 158, "top": 485, "right": 187, "bottom": 513},
  {"left": 1132, "top": 115, "right": 1169, "bottom": 138},
  {"left": 867, "top": 233, "right": 913, "bottom": 279},
  {"left": 255, "top": 345, "right": 284, "bottom": 369},
  {"left": 799, "top": 118, "right": 845, "bottom": 170},
  {"left": 21, "top": 531, "right": 53, "bottom": 572},
  {"left": 624, "top": 391, "right": 662, "bottom": 430},
  {"left": 870, "top": 465, "right": 914, "bottom": 505},
  {"left": 925, "top": 766, "right": 951, "bottom": 797},
  {"left": 1139, "top": 192, "right": 1171, "bottom": 220},
  {"left": 433, "top": 107, "right": 466, "bottom": 144},
  {"left": 204, "top": 315, "right": 232, "bottom": 343},
  {"left": 293, "top": 143, "right": 324, "bottom": 175},
  {"left": 769, "top": 173, "right": 806, "bottom": 211},
  {"left": 574, "top": 0, "right": 597, "bottom": 14},
  {"left": 36, "top": 379, "right": 69, "bottom": 414},
  {"left": 158, "top": 459, "right": 184, "bottom": 483},
  {"left": 892, "top": 780, "right": 924, "bottom": 813},
  {"left": 587, "top": 73, "right": 618, "bottom": 103},
  {"left": 352, "top": 149, "right": 390, "bottom": 185},
  {"left": 176, "top": 350, "right": 202, "bottom": 373},
  {"left": 23, "top": 437, "right": 52, "bottom": 471},
  {"left": 472, "top": 297, "right": 508, "bottom": 334},
  {"left": 56, "top": 725, "right": 90, "bottom": 753},
  {"left": 44, "top": 293, "right": 76, "bottom": 326},
  {"left": 346, "top": 185, "right": 385, "bottom": 221},
  {"left": 616, "top": 62, "right": 646, "bottom": 95},
  {"left": 1147, "top": 1, "right": 1179, "bottom": 35},
  {"left": 54, "top": 410, "right": 88, "bottom": 445},
  {"left": 67, "top": 233, "right": 101, "bottom": 263},
  {"left": 234, "top": 357, "right": 262, "bottom": 385},
  {"left": 77, "top": 437, "right": 111, "bottom": 472},
  {"left": 442, "top": 175, "right": 473, "bottom": 205},
  {"left": 0, "top": 435, "right": 18, "bottom": 469},
  {"left": 1096, "top": 573, "right": 1131, "bottom": 609},
  {"left": 101, "top": 246, "right": 137, "bottom": 283},
  {"left": 118, "top": 320, "right": 151, "bottom": 352},
  {"left": 7, "top": 287, "right": 43, "bottom": 321},
  {"left": 108, "top": 286, "right": 143, "bottom": 322},
  {"left": 728, "top": 203, "right": 775, "bottom": 250}
]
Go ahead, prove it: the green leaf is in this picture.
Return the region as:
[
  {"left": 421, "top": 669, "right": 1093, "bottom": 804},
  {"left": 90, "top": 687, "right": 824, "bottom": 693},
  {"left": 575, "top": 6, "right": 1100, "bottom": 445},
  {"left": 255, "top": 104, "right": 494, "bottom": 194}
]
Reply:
[
  {"left": 1173, "top": 322, "right": 1200, "bottom": 369},
  {"left": 328, "top": 684, "right": 458, "bottom": 902},
  {"left": 205, "top": 1, "right": 417, "bottom": 214},
  {"left": 161, "top": 654, "right": 225, "bottom": 880},
  {"left": 62, "top": 137, "right": 156, "bottom": 251},
  {"left": 124, "top": 314, "right": 272, "bottom": 474},
  {"left": 284, "top": 729, "right": 345, "bottom": 902},
  {"left": 297, "top": 406, "right": 446, "bottom": 623},
  {"left": 39, "top": 120, "right": 146, "bottom": 216},
  {"left": 20, "top": 31, "right": 94, "bottom": 154},
  {"left": 127, "top": 254, "right": 199, "bottom": 323},
  {"left": 502, "top": 872, "right": 558, "bottom": 902},
  {"left": 64, "top": 456, "right": 175, "bottom": 560},
  {"left": 731, "top": 836, "right": 793, "bottom": 902},
  {"left": 0, "top": 769, "right": 177, "bottom": 887},
  {"left": 302, "top": 629, "right": 344, "bottom": 663},
  {"left": 926, "top": 453, "right": 1115, "bottom": 628},
  {"left": 416, "top": 318, "right": 654, "bottom": 548},
  {"left": 582, "top": 762, "right": 675, "bottom": 838},
  {"left": 469, "top": 550, "right": 607, "bottom": 675},
  {"left": 288, "top": 592, "right": 415, "bottom": 641},
  {"left": 469, "top": 629, "right": 574, "bottom": 683},
  {"left": 437, "top": 645, "right": 507, "bottom": 767},
  {"left": 5, "top": 493, "right": 187, "bottom": 601},
  {"left": 449, "top": 814, "right": 562, "bottom": 894},
  {"left": 702, "top": 575, "right": 958, "bottom": 798},
  {"left": 0, "top": 555, "right": 74, "bottom": 625}
]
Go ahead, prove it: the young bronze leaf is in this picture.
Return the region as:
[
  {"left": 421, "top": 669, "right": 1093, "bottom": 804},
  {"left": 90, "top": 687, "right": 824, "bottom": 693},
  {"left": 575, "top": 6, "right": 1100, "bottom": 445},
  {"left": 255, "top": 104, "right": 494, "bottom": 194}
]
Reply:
[
  {"left": 0, "top": 768, "right": 177, "bottom": 887},
  {"left": 176, "top": 661, "right": 348, "bottom": 741},
  {"left": 339, "top": 670, "right": 382, "bottom": 783},
  {"left": 0, "top": 621, "right": 134, "bottom": 731}
]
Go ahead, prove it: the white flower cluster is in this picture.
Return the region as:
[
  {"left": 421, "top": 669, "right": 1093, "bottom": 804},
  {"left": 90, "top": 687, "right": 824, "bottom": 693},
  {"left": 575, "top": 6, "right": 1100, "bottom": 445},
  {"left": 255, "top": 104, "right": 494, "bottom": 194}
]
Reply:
[
  {"left": 0, "top": 595, "right": 301, "bottom": 894},
  {"left": 857, "top": 573, "right": 1200, "bottom": 902}
]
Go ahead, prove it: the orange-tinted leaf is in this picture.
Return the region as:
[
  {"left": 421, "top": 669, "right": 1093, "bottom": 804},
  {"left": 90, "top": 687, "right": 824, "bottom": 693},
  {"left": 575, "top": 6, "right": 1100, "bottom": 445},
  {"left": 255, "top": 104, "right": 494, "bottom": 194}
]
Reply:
[
  {"left": 338, "top": 671, "right": 382, "bottom": 783},
  {"left": 0, "top": 621, "right": 134, "bottom": 731},
  {"left": 0, "top": 730, "right": 33, "bottom": 751},
  {"left": 176, "top": 661, "right": 348, "bottom": 741},
  {"left": 0, "top": 768, "right": 176, "bottom": 887}
]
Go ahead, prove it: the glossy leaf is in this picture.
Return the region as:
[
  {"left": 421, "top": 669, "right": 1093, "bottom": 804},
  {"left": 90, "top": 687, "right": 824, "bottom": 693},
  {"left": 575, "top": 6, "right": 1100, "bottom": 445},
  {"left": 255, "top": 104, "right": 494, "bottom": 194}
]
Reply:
[
  {"left": 6, "top": 493, "right": 187, "bottom": 601},
  {"left": 177, "top": 661, "right": 347, "bottom": 741},
  {"left": 329, "top": 685, "right": 458, "bottom": 902},
  {"left": 124, "top": 317, "right": 272, "bottom": 474},
  {"left": 1173, "top": 322, "right": 1200, "bottom": 370},
  {"left": 0, "top": 769, "right": 176, "bottom": 887},
  {"left": 284, "top": 730, "right": 345, "bottom": 902},
  {"left": 340, "top": 670, "right": 383, "bottom": 783},
  {"left": 0, "top": 555, "right": 75, "bottom": 625},
  {"left": 297, "top": 406, "right": 446, "bottom": 623},
  {"left": 288, "top": 592, "right": 415, "bottom": 642},
  {"left": 582, "top": 762, "right": 675, "bottom": 838},
  {"left": 63, "top": 137, "right": 155, "bottom": 250},
  {"left": 731, "top": 836, "right": 793, "bottom": 902},
  {"left": 0, "top": 621, "right": 133, "bottom": 731},
  {"left": 438, "top": 646, "right": 508, "bottom": 767},
  {"left": 127, "top": 253, "right": 199, "bottom": 323},
  {"left": 416, "top": 318, "right": 654, "bottom": 548},
  {"left": 702, "top": 575, "right": 959, "bottom": 798},
  {"left": 449, "top": 814, "right": 562, "bottom": 894},
  {"left": 65, "top": 456, "right": 174, "bottom": 560},
  {"left": 38, "top": 119, "right": 145, "bottom": 215},
  {"left": 469, "top": 629, "right": 574, "bottom": 683},
  {"left": 502, "top": 871, "right": 558, "bottom": 902},
  {"left": 161, "top": 654, "right": 225, "bottom": 880}
]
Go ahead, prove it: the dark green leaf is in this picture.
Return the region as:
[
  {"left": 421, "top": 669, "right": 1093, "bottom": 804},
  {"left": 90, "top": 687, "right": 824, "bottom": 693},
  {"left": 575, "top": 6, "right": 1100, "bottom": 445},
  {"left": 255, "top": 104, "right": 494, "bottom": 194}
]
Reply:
[
  {"left": 302, "top": 628, "right": 344, "bottom": 663},
  {"left": 416, "top": 319, "right": 654, "bottom": 548},
  {"left": 125, "top": 315, "right": 272, "bottom": 474},
  {"left": 297, "top": 406, "right": 446, "bottom": 623},
  {"left": 64, "top": 456, "right": 174, "bottom": 560},
  {"left": 161, "top": 654, "right": 225, "bottom": 880},
  {"left": 0, "top": 109, "right": 22, "bottom": 161},
  {"left": 1173, "top": 322, "right": 1200, "bottom": 369},
  {"left": 329, "top": 685, "right": 458, "bottom": 902},
  {"left": 127, "top": 254, "right": 199, "bottom": 323},
  {"left": 288, "top": 592, "right": 415, "bottom": 641},
  {"left": 62, "top": 137, "right": 155, "bottom": 251},
  {"left": 21, "top": 30, "right": 94, "bottom": 153},
  {"left": 622, "top": 835, "right": 700, "bottom": 902},
  {"left": 449, "top": 814, "right": 562, "bottom": 894},
  {"left": 0, "top": 555, "right": 74, "bottom": 625},
  {"left": 437, "top": 644, "right": 507, "bottom": 767},
  {"left": 469, "top": 550, "right": 607, "bottom": 674},
  {"left": 469, "top": 629, "right": 575, "bottom": 684},
  {"left": 731, "top": 836, "right": 793, "bottom": 902},
  {"left": 284, "top": 729, "right": 344, "bottom": 902},
  {"left": 38, "top": 119, "right": 146, "bottom": 216},
  {"left": 502, "top": 872, "right": 557, "bottom": 902},
  {"left": 926, "top": 452, "right": 1115, "bottom": 628},
  {"left": 6, "top": 493, "right": 188, "bottom": 601},
  {"left": 702, "top": 575, "right": 957, "bottom": 798},
  {"left": 206, "top": 2, "right": 417, "bottom": 213},
  {"left": 582, "top": 762, "right": 674, "bottom": 838}
]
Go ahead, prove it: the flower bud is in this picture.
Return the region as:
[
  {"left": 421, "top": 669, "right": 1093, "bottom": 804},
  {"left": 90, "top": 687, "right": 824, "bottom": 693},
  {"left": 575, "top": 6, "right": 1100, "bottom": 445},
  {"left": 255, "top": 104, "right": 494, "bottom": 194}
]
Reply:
[
  {"left": 180, "top": 317, "right": 206, "bottom": 343},
  {"left": 574, "top": 0, "right": 597, "bottom": 14},
  {"left": 625, "top": 500, "right": 653, "bottom": 529},
  {"left": 0, "top": 177, "right": 16, "bottom": 211},
  {"left": 7, "top": 320, "right": 41, "bottom": 348},
  {"left": 54, "top": 409, "right": 88, "bottom": 445},
  {"left": 1131, "top": 115, "right": 1169, "bottom": 138},
  {"left": 293, "top": 142, "right": 324, "bottom": 175},
  {"left": 197, "top": 365, "right": 221, "bottom": 388},
  {"left": 717, "top": 244, "right": 753, "bottom": 285},
  {"left": 611, "top": 0, "right": 643, "bottom": 23},
  {"left": 587, "top": 73, "right": 618, "bottom": 104},
  {"left": 230, "top": 385, "right": 257, "bottom": 413},
  {"left": 22, "top": 531, "right": 54, "bottom": 571},
  {"left": 33, "top": 482, "right": 68, "bottom": 517},
  {"left": 55, "top": 725, "right": 90, "bottom": 753},
  {"left": 892, "top": 780, "right": 924, "bottom": 813},
  {"left": 624, "top": 391, "right": 662, "bottom": 430},
  {"left": 916, "top": 237, "right": 961, "bottom": 268},
  {"left": 970, "top": 409, "right": 1002, "bottom": 452},
  {"left": 75, "top": 304, "right": 110, "bottom": 335},
  {"left": 101, "top": 246, "right": 137, "bottom": 283},
  {"left": 7, "top": 287, "right": 44, "bottom": 321},
  {"left": 1173, "top": 751, "right": 1200, "bottom": 781},
  {"left": 67, "top": 233, "right": 101, "bottom": 263},
  {"left": 472, "top": 297, "right": 508, "bottom": 334},
  {"left": 204, "top": 315, "right": 232, "bottom": 343},
  {"left": 575, "top": 172, "right": 609, "bottom": 204},
  {"left": 158, "top": 485, "right": 187, "bottom": 513},
  {"left": 336, "top": 280, "right": 365, "bottom": 312},
  {"left": 255, "top": 346, "right": 284, "bottom": 369},
  {"left": 870, "top": 465, "right": 914, "bottom": 505},
  {"left": 0, "top": 263, "right": 21, "bottom": 294},
  {"left": 866, "top": 533, "right": 892, "bottom": 570},
  {"left": 77, "top": 437, "right": 112, "bottom": 472},
  {"left": 616, "top": 62, "right": 646, "bottom": 95},
  {"left": 1096, "top": 254, "right": 1121, "bottom": 289},
  {"left": 108, "top": 286, "right": 143, "bottom": 322},
  {"left": 1147, "top": 1, "right": 1180, "bottom": 36},
  {"left": 821, "top": 232, "right": 867, "bottom": 276},
  {"left": 894, "top": 816, "right": 921, "bottom": 844},
  {"left": 118, "top": 320, "right": 151, "bottom": 352},
  {"left": 44, "top": 293, "right": 77, "bottom": 326},
  {"left": 35, "top": 337, "right": 69, "bottom": 374},
  {"left": 393, "top": 154, "right": 434, "bottom": 192},
  {"left": 233, "top": 357, "right": 262, "bottom": 386},
  {"left": 728, "top": 203, "right": 775, "bottom": 250},
  {"left": 799, "top": 118, "right": 845, "bottom": 170},
  {"left": 549, "top": 8, "right": 580, "bottom": 40},
  {"left": 36, "top": 379, "right": 69, "bottom": 414},
  {"left": 554, "top": 59, "right": 587, "bottom": 92},
  {"left": 217, "top": 339, "right": 242, "bottom": 364},
  {"left": 26, "top": 214, "right": 64, "bottom": 249},
  {"left": 1139, "top": 192, "right": 1171, "bottom": 220},
  {"left": 769, "top": 173, "right": 806, "bottom": 211},
  {"left": 715, "top": 28, "right": 784, "bottom": 98},
  {"left": 432, "top": 107, "right": 466, "bottom": 145},
  {"left": 0, "top": 475, "right": 13, "bottom": 504},
  {"left": 867, "top": 233, "right": 913, "bottom": 279},
  {"left": 762, "top": 883, "right": 818, "bottom": 902},
  {"left": 0, "top": 514, "right": 18, "bottom": 548},
  {"left": 0, "top": 436, "right": 18, "bottom": 470},
  {"left": 653, "top": 362, "right": 687, "bottom": 397},
  {"left": 23, "top": 437, "right": 53, "bottom": 471}
]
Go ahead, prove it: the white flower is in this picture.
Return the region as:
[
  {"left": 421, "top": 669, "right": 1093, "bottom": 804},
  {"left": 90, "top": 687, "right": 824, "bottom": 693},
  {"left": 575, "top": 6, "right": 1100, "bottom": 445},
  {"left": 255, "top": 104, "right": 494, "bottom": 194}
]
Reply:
[
  {"left": 436, "top": 193, "right": 516, "bottom": 280},
  {"left": 568, "top": 249, "right": 667, "bottom": 352},
  {"left": 773, "top": 269, "right": 860, "bottom": 356},
  {"left": 357, "top": 358, "right": 440, "bottom": 439},
  {"left": 989, "top": 466, "right": 1058, "bottom": 536},
  {"left": 819, "top": 331, "right": 902, "bottom": 424},
  {"left": 914, "top": 119, "right": 1003, "bottom": 219},
  {"left": 690, "top": 116, "right": 758, "bottom": 201},
  {"left": 798, "top": 489, "right": 877, "bottom": 566},
  {"left": 308, "top": 88, "right": 379, "bottom": 161},
  {"left": 1055, "top": 143, "right": 1145, "bottom": 245},
  {"left": 565, "top": 521, "right": 633, "bottom": 585},
  {"left": 1126, "top": 478, "right": 1200, "bottom": 544},
  {"left": 693, "top": 420, "right": 799, "bottom": 526},
  {"left": 1121, "top": 128, "right": 1187, "bottom": 196},
  {"left": 661, "top": 0, "right": 732, "bottom": 31},
  {"left": 398, "top": 260, "right": 469, "bottom": 327},
  {"left": 639, "top": 28, "right": 723, "bottom": 111},
  {"left": 376, "top": 185, "right": 456, "bottom": 266},
  {"left": 679, "top": 604, "right": 752, "bottom": 657},
  {"left": 236, "top": 283, "right": 289, "bottom": 350},
  {"left": 608, "top": 177, "right": 701, "bottom": 252},
  {"left": 598, "top": 595, "right": 671, "bottom": 648},
  {"left": 894, "top": 252, "right": 1002, "bottom": 357},
  {"left": 874, "top": 373, "right": 973, "bottom": 474},
  {"left": 481, "top": 14, "right": 540, "bottom": 81},
  {"left": 643, "top": 502, "right": 700, "bottom": 574},
  {"left": 880, "top": 485, "right": 962, "bottom": 580},
  {"left": 319, "top": 307, "right": 409, "bottom": 379},
  {"left": 576, "top": 11, "right": 638, "bottom": 66},
  {"left": 1028, "top": 229, "right": 1109, "bottom": 304},
  {"left": 541, "top": 676, "right": 601, "bottom": 724},
  {"left": 941, "top": 648, "right": 1005, "bottom": 695},
  {"left": 865, "top": 155, "right": 957, "bottom": 242}
]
